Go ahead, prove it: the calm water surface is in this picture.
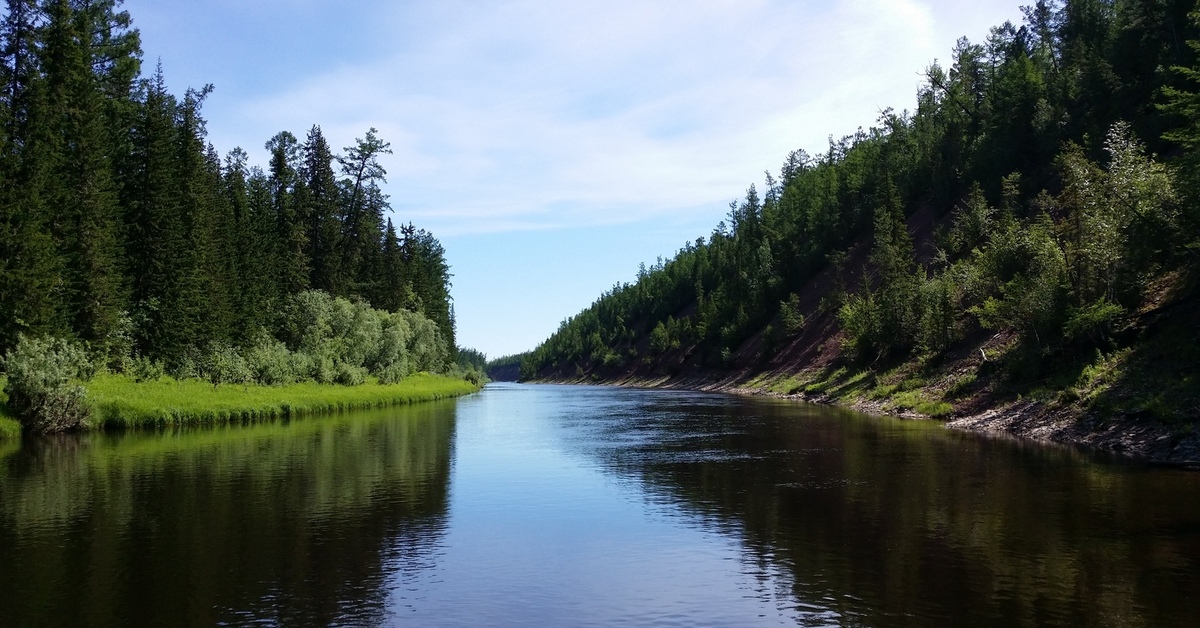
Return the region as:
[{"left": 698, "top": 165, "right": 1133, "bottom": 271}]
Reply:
[{"left": 1, "top": 383, "right": 1198, "bottom": 626}]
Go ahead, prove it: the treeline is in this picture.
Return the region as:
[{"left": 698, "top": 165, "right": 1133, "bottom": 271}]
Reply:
[
  {"left": 0, "top": 0, "right": 455, "bottom": 370},
  {"left": 525, "top": 0, "right": 1200, "bottom": 386}
]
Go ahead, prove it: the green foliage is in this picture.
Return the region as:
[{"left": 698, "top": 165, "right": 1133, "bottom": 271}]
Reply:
[
  {"left": 243, "top": 337, "right": 297, "bottom": 386},
  {"left": 128, "top": 355, "right": 165, "bottom": 383},
  {"left": 1063, "top": 299, "right": 1125, "bottom": 348},
  {"left": 201, "top": 343, "right": 253, "bottom": 388},
  {"left": 969, "top": 214, "right": 1069, "bottom": 349},
  {"left": 0, "top": 335, "right": 95, "bottom": 433},
  {"left": 333, "top": 363, "right": 368, "bottom": 387},
  {"left": 780, "top": 293, "right": 805, "bottom": 335},
  {"left": 0, "top": 7, "right": 457, "bottom": 371},
  {"left": 279, "top": 290, "right": 446, "bottom": 382},
  {"left": 522, "top": 2, "right": 1200, "bottom": 389},
  {"left": 649, "top": 321, "right": 671, "bottom": 354},
  {"left": 456, "top": 347, "right": 487, "bottom": 372}
]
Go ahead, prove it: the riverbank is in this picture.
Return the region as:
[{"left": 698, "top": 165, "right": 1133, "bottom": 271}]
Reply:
[
  {"left": 0, "top": 384, "right": 19, "bottom": 439},
  {"left": 534, "top": 369, "right": 1200, "bottom": 466},
  {"left": 0, "top": 373, "right": 480, "bottom": 437}
]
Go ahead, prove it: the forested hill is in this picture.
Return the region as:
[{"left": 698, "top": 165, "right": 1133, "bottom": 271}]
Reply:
[
  {"left": 524, "top": 0, "right": 1200, "bottom": 428},
  {"left": 0, "top": 0, "right": 455, "bottom": 368}
]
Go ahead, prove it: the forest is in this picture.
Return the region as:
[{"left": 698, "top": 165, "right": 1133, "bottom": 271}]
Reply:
[
  {"left": 0, "top": 0, "right": 468, "bottom": 432},
  {"left": 522, "top": 0, "right": 1200, "bottom": 423}
]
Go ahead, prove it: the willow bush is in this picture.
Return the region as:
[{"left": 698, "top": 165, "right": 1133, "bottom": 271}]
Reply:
[{"left": 1, "top": 335, "right": 96, "bottom": 433}]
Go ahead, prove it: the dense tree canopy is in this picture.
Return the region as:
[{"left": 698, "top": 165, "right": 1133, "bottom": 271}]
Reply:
[
  {"left": 0, "top": 0, "right": 456, "bottom": 369},
  {"left": 525, "top": 0, "right": 1200, "bottom": 384}
]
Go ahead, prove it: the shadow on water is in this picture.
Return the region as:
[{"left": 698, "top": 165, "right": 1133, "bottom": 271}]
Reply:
[
  {"left": 0, "top": 401, "right": 458, "bottom": 628},
  {"left": 546, "top": 385, "right": 1200, "bottom": 627}
]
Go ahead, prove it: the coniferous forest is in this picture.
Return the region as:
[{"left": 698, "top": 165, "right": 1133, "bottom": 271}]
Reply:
[
  {"left": 0, "top": 1, "right": 456, "bottom": 371},
  {"left": 523, "top": 0, "right": 1200, "bottom": 427}
]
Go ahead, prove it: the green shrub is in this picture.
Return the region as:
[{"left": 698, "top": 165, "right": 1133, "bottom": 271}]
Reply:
[
  {"left": 1, "top": 335, "right": 95, "bottom": 433},
  {"left": 944, "top": 372, "right": 977, "bottom": 399},
  {"left": 129, "top": 355, "right": 165, "bottom": 383},
  {"left": 311, "top": 355, "right": 336, "bottom": 385},
  {"left": 780, "top": 293, "right": 806, "bottom": 335},
  {"left": 281, "top": 290, "right": 448, "bottom": 377},
  {"left": 167, "top": 352, "right": 202, "bottom": 381},
  {"left": 1064, "top": 299, "right": 1125, "bottom": 348},
  {"left": 375, "top": 363, "right": 406, "bottom": 385},
  {"left": 333, "top": 363, "right": 367, "bottom": 386},
  {"left": 244, "top": 338, "right": 296, "bottom": 386},
  {"left": 202, "top": 343, "right": 252, "bottom": 387}
]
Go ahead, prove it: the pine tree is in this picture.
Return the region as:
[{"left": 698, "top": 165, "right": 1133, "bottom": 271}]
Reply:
[
  {"left": 0, "top": 0, "right": 63, "bottom": 352},
  {"left": 301, "top": 125, "right": 341, "bottom": 295},
  {"left": 402, "top": 224, "right": 454, "bottom": 362},
  {"left": 172, "top": 85, "right": 233, "bottom": 348},
  {"left": 125, "top": 64, "right": 188, "bottom": 359},
  {"left": 337, "top": 127, "right": 390, "bottom": 296},
  {"left": 266, "top": 130, "right": 308, "bottom": 294},
  {"left": 377, "top": 218, "right": 411, "bottom": 312},
  {"left": 41, "top": 0, "right": 131, "bottom": 357}
]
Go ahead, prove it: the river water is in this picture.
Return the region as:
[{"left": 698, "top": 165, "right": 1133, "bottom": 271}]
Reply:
[{"left": 1, "top": 383, "right": 1197, "bottom": 627}]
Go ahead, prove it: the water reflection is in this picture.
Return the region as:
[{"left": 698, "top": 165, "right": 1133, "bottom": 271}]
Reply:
[
  {"left": 1, "top": 385, "right": 1198, "bottom": 627},
  {"left": 0, "top": 402, "right": 456, "bottom": 627},
  {"left": 543, "top": 385, "right": 1200, "bottom": 627}
]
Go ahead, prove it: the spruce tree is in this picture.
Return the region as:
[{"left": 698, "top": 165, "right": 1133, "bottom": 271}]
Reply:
[
  {"left": 266, "top": 130, "right": 309, "bottom": 294},
  {"left": 0, "top": 0, "right": 62, "bottom": 352},
  {"left": 301, "top": 125, "right": 341, "bottom": 295},
  {"left": 377, "top": 218, "right": 411, "bottom": 312},
  {"left": 41, "top": 0, "right": 129, "bottom": 357},
  {"left": 125, "top": 64, "right": 186, "bottom": 359}
]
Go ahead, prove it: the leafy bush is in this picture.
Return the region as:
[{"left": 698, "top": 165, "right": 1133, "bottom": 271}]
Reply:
[
  {"left": 375, "top": 363, "right": 406, "bottom": 385},
  {"left": 333, "top": 363, "right": 367, "bottom": 386},
  {"left": 780, "top": 293, "right": 806, "bottom": 335},
  {"left": 167, "top": 352, "right": 202, "bottom": 381},
  {"left": 244, "top": 338, "right": 296, "bottom": 386},
  {"left": 202, "top": 343, "right": 252, "bottom": 387},
  {"left": 1, "top": 335, "right": 95, "bottom": 433},
  {"left": 128, "top": 355, "right": 165, "bottom": 383},
  {"left": 1064, "top": 299, "right": 1125, "bottom": 348},
  {"left": 311, "top": 355, "right": 336, "bottom": 385},
  {"left": 281, "top": 290, "right": 447, "bottom": 380}
]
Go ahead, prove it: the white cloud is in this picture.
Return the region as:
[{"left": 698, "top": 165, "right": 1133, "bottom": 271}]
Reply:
[{"left": 210, "top": 0, "right": 969, "bottom": 236}]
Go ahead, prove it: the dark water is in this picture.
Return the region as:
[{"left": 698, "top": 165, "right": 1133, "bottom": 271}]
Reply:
[{"left": 1, "top": 384, "right": 1198, "bottom": 627}]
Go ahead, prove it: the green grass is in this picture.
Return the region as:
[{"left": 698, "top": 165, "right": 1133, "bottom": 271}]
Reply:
[
  {"left": 0, "top": 372, "right": 480, "bottom": 438},
  {"left": 0, "top": 377, "right": 20, "bottom": 440},
  {"left": 83, "top": 372, "right": 479, "bottom": 430}
]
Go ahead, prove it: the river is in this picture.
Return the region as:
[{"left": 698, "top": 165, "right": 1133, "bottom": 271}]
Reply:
[{"left": 1, "top": 383, "right": 1197, "bottom": 626}]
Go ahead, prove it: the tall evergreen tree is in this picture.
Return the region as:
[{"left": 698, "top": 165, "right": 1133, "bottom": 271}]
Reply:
[
  {"left": 301, "top": 125, "right": 341, "bottom": 295},
  {"left": 40, "top": 0, "right": 130, "bottom": 355},
  {"left": 376, "top": 218, "right": 411, "bottom": 312},
  {"left": 337, "top": 127, "right": 390, "bottom": 297},
  {"left": 0, "top": 0, "right": 62, "bottom": 352},
  {"left": 125, "top": 64, "right": 187, "bottom": 359},
  {"left": 266, "top": 130, "right": 309, "bottom": 294}
]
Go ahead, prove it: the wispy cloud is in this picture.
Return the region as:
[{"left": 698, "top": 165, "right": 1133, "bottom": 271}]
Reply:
[{"left": 206, "top": 0, "right": 965, "bottom": 235}]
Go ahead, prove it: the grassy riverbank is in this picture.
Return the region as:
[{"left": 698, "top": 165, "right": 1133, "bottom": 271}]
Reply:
[
  {"left": 0, "top": 373, "right": 479, "bottom": 437},
  {"left": 0, "top": 380, "right": 20, "bottom": 440}
]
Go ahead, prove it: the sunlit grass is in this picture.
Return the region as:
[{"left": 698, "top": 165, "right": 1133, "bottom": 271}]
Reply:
[
  {"left": 0, "top": 377, "right": 19, "bottom": 440},
  {"left": 85, "top": 372, "right": 478, "bottom": 430}
]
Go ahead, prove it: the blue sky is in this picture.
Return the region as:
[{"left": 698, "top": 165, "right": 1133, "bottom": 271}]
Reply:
[{"left": 124, "top": 0, "right": 1025, "bottom": 359}]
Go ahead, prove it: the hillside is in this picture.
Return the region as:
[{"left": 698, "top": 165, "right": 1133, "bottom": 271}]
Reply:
[{"left": 521, "top": 1, "right": 1200, "bottom": 463}]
